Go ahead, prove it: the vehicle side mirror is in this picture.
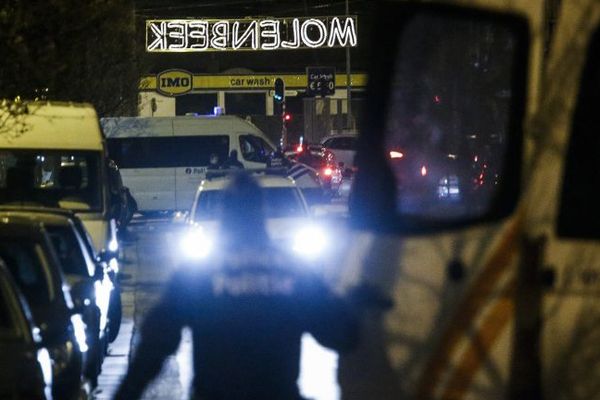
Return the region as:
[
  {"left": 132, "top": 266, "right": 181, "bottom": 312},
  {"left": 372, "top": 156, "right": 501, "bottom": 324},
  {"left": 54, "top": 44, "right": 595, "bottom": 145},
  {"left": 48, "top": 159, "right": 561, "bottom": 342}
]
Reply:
[
  {"left": 172, "top": 211, "right": 189, "bottom": 224},
  {"left": 109, "top": 199, "right": 122, "bottom": 219},
  {"left": 352, "top": 2, "right": 529, "bottom": 232},
  {"left": 94, "top": 263, "right": 106, "bottom": 281},
  {"left": 98, "top": 249, "right": 114, "bottom": 263},
  {"left": 70, "top": 303, "right": 86, "bottom": 315}
]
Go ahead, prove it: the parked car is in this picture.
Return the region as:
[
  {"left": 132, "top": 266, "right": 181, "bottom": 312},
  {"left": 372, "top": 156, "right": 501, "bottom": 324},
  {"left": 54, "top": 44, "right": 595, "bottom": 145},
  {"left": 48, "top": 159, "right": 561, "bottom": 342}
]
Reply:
[
  {"left": 0, "top": 206, "right": 123, "bottom": 344},
  {"left": 0, "top": 214, "right": 88, "bottom": 399},
  {"left": 0, "top": 208, "right": 115, "bottom": 387},
  {"left": 281, "top": 144, "right": 344, "bottom": 203},
  {"left": 0, "top": 260, "right": 53, "bottom": 400},
  {"left": 320, "top": 133, "right": 358, "bottom": 169}
]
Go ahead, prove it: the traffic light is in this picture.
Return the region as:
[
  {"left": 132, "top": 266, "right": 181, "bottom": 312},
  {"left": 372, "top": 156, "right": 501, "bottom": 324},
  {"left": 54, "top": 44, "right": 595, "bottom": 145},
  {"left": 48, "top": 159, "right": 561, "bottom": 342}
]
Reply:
[
  {"left": 283, "top": 112, "right": 292, "bottom": 122},
  {"left": 274, "top": 78, "right": 285, "bottom": 103}
]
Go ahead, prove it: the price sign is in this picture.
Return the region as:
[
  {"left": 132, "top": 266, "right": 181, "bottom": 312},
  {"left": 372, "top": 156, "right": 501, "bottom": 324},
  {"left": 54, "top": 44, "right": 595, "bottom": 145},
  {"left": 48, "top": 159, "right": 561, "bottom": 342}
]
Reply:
[{"left": 306, "top": 67, "right": 335, "bottom": 97}]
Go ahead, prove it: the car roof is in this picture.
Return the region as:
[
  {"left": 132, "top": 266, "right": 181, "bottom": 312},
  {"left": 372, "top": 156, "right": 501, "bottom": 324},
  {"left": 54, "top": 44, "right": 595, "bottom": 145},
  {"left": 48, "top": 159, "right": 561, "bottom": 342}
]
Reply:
[
  {"left": 0, "top": 101, "right": 102, "bottom": 151},
  {"left": 0, "top": 210, "right": 72, "bottom": 228},
  {"left": 200, "top": 171, "right": 298, "bottom": 191},
  {"left": 0, "top": 214, "right": 47, "bottom": 236},
  {"left": 320, "top": 133, "right": 359, "bottom": 142},
  {"left": 0, "top": 206, "right": 76, "bottom": 218}
]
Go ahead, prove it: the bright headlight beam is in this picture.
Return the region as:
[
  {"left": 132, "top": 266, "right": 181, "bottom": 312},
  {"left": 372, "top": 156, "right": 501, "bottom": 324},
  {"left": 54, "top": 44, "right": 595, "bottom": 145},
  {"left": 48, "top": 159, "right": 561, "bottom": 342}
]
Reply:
[
  {"left": 180, "top": 227, "right": 213, "bottom": 260},
  {"left": 292, "top": 225, "right": 328, "bottom": 258}
]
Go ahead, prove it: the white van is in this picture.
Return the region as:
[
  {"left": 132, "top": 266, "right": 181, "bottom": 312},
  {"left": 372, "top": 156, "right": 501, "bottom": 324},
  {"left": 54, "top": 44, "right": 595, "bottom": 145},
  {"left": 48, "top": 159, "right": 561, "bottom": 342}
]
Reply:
[
  {"left": 333, "top": 0, "right": 600, "bottom": 399},
  {"left": 0, "top": 102, "right": 118, "bottom": 255},
  {"left": 101, "top": 115, "right": 276, "bottom": 213}
]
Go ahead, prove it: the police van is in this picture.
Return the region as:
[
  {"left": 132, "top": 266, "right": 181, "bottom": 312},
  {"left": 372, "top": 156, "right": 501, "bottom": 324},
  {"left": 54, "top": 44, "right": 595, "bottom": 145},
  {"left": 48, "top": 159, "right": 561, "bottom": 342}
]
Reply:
[
  {"left": 339, "top": 0, "right": 600, "bottom": 399},
  {"left": 101, "top": 114, "right": 276, "bottom": 213},
  {"left": 0, "top": 102, "right": 119, "bottom": 257}
]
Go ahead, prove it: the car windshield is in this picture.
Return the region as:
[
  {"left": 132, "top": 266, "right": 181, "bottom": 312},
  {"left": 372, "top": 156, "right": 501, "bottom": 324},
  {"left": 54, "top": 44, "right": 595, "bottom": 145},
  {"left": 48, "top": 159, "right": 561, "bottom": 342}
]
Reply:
[
  {"left": 47, "top": 226, "right": 90, "bottom": 276},
  {"left": 0, "top": 150, "right": 103, "bottom": 212},
  {"left": 0, "top": 241, "right": 52, "bottom": 307},
  {"left": 195, "top": 187, "right": 307, "bottom": 220}
]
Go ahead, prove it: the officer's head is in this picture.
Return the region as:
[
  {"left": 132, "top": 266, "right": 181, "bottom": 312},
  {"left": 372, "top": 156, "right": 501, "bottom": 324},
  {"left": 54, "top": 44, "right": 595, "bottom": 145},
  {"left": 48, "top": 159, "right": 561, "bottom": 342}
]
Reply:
[{"left": 220, "top": 171, "right": 268, "bottom": 245}]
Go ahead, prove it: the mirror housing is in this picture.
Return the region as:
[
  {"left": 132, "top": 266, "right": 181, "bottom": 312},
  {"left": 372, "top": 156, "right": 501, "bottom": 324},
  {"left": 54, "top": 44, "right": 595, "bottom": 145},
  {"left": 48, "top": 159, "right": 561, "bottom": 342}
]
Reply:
[
  {"left": 94, "top": 262, "right": 106, "bottom": 281},
  {"left": 351, "top": 1, "right": 529, "bottom": 233},
  {"left": 98, "top": 249, "right": 116, "bottom": 263},
  {"left": 172, "top": 210, "right": 189, "bottom": 224}
]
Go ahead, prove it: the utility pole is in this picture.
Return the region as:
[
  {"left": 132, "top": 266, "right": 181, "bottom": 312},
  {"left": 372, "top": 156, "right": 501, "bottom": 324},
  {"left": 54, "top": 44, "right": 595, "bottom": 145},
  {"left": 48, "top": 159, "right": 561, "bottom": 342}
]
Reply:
[{"left": 345, "top": 0, "right": 353, "bottom": 130}]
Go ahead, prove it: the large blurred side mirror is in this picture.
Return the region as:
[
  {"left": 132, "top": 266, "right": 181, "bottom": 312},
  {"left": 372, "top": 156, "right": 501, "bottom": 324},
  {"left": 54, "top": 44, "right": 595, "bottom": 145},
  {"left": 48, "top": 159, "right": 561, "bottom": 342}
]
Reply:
[{"left": 351, "top": 2, "right": 528, "bottom": 233}]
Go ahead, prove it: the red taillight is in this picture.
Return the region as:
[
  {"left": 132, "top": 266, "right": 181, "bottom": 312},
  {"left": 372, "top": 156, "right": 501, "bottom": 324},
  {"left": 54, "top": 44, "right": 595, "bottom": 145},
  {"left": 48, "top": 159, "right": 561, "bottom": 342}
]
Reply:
[
  {"left": 296, "top": 145, "right": 303, "bottom": 152},
  {"left": 390, "top": 151, "right": 404, "bottom": 159},
  {"left": 323, "top": 167, "right": 333, "bottom": 176}
]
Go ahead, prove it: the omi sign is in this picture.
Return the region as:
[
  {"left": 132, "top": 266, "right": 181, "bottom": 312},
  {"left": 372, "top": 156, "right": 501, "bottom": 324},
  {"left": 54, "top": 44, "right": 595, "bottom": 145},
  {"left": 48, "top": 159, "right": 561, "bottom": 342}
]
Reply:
[
  {"left": 156, "top": 69, "right": 193, "bottom": 96},
  {"left": 146, "top": 16, "right": 357, "bottom": 52}
]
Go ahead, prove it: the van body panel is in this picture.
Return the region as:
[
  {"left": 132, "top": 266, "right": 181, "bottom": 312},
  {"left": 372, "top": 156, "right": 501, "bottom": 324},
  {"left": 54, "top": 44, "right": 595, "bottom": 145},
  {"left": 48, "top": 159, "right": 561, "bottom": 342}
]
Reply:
[
  {"left": 175, "top": 166, "right": 205, "bottom": 210},
  {"left": 522, "top": 3, "right": 600, "bottom": 399},
  {"left": 101, "top": 117, "right": 174, "bottom": 138},
  {"left": 337, "top": 218, "right": 519, "bottom": 398},
  {"left": 120, "top": 168, "right": 176, "bottom": 212},
  {"left": 75, "top": 214, "right": 111, "bottom": 254},
  {"left": 102, "top": 115, "right": 275, "bottom": 212}
]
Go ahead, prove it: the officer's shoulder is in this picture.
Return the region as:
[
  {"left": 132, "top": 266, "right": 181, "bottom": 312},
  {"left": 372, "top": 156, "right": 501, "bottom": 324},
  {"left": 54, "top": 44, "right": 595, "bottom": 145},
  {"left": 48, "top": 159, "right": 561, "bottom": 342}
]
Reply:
[
  {"left": 221, "top": 244, "right": 306, "bottom": 275},
  {"left": 167, "top": 264, "right": 214, "bottom": 288}
]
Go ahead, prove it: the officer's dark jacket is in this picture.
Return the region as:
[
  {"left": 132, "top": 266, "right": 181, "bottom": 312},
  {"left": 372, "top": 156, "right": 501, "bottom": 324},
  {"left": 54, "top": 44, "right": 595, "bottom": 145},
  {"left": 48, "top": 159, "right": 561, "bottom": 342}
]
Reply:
[{"left": 114, "top": 246, "right": 358, "bottom": 400}]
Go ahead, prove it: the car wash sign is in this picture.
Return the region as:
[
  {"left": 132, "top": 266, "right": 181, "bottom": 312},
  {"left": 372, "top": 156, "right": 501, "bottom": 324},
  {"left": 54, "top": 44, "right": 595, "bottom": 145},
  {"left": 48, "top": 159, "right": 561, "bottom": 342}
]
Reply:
[{"left": 146, "top": 16, "right": 357, "bottom": 52}]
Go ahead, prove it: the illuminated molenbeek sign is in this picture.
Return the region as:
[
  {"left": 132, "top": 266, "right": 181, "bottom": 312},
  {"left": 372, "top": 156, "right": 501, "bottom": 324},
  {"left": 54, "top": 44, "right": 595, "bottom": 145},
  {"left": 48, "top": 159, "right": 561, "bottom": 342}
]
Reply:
[{"left": 146, "top": 16, "right": 358, "bottom": 52}]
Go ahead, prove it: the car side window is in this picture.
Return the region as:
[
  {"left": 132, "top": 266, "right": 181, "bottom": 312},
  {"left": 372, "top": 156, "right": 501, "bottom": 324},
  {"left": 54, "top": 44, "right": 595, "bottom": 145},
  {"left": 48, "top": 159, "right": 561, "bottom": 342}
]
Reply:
[
  {"left": 256, "top": 136, "right": 275, "bottom": 154},
  {"left": 557, "top": 26, "right": 600, "bottom": 238},
  {"left": 47, "top": 226, "right": 89, "bottom": 276},
  {"left": 0, "top": 242, "right": 51, "bottom": 306}
]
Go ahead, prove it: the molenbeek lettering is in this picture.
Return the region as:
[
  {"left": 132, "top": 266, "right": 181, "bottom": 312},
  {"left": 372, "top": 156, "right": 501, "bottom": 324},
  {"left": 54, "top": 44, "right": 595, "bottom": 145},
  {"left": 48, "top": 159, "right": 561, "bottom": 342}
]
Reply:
[{"left": 146, "top": 16, "right": 357, "bottom": 52}]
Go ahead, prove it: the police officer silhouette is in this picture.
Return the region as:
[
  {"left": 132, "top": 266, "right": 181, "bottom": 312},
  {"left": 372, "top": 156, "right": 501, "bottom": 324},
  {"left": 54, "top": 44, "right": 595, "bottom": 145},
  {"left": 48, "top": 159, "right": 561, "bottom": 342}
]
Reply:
[{"left": 114, "top": 171, "right": 358, "bottom": 400}]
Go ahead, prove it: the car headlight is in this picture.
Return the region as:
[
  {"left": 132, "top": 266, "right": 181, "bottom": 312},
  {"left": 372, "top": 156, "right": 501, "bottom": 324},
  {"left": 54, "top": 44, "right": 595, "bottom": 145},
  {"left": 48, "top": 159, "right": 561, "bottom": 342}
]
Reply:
[
  {"left": 292, "top": 225, "right": 328, "bottom": 259},
  {"left": 180, "top": 226, "right": 213, "bottom": 260}
]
